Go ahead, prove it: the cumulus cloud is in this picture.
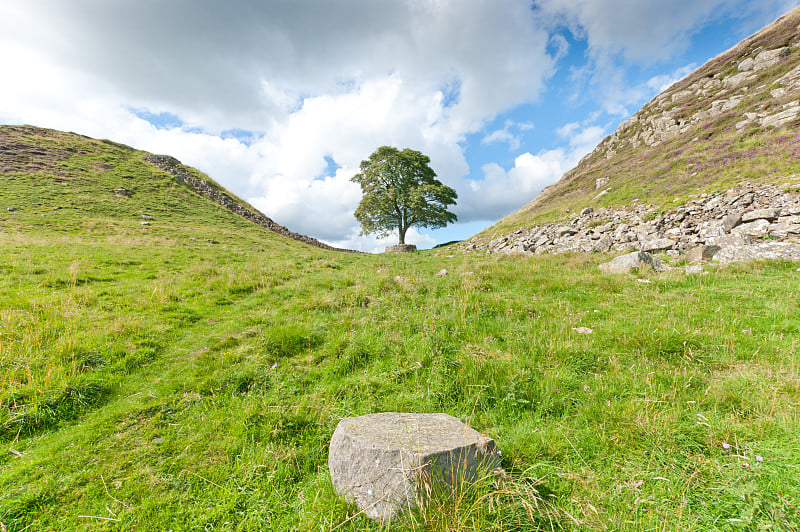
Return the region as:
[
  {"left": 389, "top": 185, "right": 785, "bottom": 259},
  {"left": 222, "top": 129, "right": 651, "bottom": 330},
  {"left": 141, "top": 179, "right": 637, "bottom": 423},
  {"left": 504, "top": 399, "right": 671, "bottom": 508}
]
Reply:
[{"left": 459, "top": 122, "right": 606, "bottom": 221}]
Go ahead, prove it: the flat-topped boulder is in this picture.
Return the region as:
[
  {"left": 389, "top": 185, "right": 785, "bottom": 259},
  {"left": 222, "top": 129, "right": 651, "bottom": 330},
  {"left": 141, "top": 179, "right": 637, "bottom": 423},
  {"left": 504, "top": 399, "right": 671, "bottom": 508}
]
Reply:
[
  {"left": 385, "top": 244, "right": 417, "bottom": 253},
  {"left": 328, "top": 412, "right": 501, "bottom": 522}
]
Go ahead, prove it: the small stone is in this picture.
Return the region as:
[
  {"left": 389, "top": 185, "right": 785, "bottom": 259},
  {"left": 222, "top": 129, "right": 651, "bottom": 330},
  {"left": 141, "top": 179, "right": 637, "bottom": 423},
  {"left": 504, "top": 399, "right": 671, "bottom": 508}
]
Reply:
[
  {"left": 580, "top": 207, "right": 594, "bottom": 216},
  {"left": 685, "top": 264, "right": 704, "bottom": 275},
  {"left": 142, "top": 214, "right": 153, "bottom": 220},
  {"left": 722, "top": 213, "right": 742, "bottom": 232},
  {"left": 140, "top": 221, "right": 150, "bottom": 226},
  {"left": 433, "top": 269, "right": 448, "bottom": 277},
  {"left": 572, "top": 327, "right": 593, "bottom": 334},
  {"left": 114, "top": 188, "right": 132, "bottom": 197},
  {"left": 6, "top": 207, "right": 15, "bottom": 212}
]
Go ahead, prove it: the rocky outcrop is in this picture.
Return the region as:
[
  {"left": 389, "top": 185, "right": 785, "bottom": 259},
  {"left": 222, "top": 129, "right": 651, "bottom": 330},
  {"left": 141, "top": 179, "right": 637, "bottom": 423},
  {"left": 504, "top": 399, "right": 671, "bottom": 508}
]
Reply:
[
  {"left": 464, "top": 181, "right": 800, "bottom": 263},
  {"left": 144, "top": 154, "right": 358, "bottom": 253},
  {"left": 602, "top": 41, "right": 799, "bottom": 157}
]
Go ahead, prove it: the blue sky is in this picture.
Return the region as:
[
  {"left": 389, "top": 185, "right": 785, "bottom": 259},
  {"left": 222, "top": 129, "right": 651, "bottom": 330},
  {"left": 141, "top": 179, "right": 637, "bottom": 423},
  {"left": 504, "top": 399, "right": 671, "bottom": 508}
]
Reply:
[{"left": 1, "top": 0, "right": 798, "bottom": 251}]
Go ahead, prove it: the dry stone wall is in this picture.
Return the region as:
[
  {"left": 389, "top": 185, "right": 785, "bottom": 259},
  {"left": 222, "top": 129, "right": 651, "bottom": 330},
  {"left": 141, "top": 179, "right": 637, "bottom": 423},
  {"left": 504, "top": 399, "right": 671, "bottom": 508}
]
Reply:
[{"left": 464, "top": 181, "right": 800, "bottom": 263}]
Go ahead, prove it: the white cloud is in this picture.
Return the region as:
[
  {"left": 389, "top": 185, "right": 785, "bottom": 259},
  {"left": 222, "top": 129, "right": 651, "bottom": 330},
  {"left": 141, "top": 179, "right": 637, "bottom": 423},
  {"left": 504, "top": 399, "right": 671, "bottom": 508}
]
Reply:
[
  {"left": 537, "top": 0, "right": 730, "bottom": 62},
  {"left": 459, "top": 122, "right": 606, "bottom": 221}
]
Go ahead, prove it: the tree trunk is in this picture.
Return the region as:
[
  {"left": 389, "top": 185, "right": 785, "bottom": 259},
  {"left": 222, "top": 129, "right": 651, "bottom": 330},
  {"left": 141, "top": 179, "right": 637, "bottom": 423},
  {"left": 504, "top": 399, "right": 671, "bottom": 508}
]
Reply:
[{"left": 398, "top": 225, "right": 407, "bottom": 245}]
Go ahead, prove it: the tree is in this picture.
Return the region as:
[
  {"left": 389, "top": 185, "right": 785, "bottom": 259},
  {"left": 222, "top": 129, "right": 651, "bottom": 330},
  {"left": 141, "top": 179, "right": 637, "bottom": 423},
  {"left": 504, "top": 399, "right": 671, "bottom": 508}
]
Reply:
[{"left": 351, "top": 146, "right": 457, "bottom": 245}]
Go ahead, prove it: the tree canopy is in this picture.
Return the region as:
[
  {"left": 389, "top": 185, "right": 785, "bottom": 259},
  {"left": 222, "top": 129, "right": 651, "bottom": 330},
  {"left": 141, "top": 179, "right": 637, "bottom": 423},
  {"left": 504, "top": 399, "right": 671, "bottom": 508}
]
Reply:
[{"left": 351, "top": 146, "right": 457, "bottom": 245}]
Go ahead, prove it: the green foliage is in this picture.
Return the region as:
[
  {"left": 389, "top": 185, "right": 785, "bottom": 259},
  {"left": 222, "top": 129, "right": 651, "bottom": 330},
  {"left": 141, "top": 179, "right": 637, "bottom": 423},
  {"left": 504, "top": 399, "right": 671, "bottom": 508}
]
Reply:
[{"left": 351, "top": 146, "right": 457, "bottom": 244}]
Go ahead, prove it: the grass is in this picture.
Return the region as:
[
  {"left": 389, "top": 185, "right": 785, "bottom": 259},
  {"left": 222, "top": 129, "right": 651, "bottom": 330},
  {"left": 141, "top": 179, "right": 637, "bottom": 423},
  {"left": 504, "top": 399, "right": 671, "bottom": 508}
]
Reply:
[{"left": 1, "top": 126, "right": 800, "bottom": 530}]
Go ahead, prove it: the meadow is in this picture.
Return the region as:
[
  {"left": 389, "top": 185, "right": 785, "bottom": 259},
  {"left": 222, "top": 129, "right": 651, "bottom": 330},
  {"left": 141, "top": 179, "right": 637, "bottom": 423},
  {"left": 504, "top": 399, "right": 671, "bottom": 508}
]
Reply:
[{"left": 1, "top": 127, "right": 799, "bottom": 530}]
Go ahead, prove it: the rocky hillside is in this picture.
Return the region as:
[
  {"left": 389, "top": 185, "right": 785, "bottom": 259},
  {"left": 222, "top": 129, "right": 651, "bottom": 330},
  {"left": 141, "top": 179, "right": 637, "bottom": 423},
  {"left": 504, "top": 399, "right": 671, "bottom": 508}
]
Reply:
[
  {"left": 471, "top": 6, "right": 800, "bottom": 260},
  {"left": 0, "top": 125, "right": 355, "bottom": 253}
]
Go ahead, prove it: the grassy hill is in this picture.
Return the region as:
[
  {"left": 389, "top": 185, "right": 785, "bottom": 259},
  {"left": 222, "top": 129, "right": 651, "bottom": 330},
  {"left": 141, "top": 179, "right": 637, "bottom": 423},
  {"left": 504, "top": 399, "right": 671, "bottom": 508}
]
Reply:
[
  {"left": 1, "top": 126, "right": 799, "bottom": 530},
  {"left": 485, "top": 6, "right": 800, "bottom": 237}
]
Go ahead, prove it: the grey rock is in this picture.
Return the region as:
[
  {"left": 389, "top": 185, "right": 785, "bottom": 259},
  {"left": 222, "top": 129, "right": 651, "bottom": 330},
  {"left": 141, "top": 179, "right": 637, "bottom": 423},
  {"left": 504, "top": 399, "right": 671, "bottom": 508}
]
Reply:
[
  {"left": 114, "top": 188, "right": 132, "bottom": 197},
  {"left": 707, "top": 233, "right": 755, "bottom": 247},
  {"left": 741, "top": 208, "right": 781, "bottom": 222},
  {"left": 722, "top": 213, "right": 742, "bottom": 232},
  {"left": 714, "top": 242, "right": 800, "bottom": 263},
  {"left": 329, "top": 413, "right": 501, "bottom": 522},
  {"left": 687, "top": 245, "right": 721, "bottom": 262},
  {"left": 734, "top": 219, "right": 771, "bottom": 237},
  {"left": 640, "top": 238, "right": 674, "bottom": 252},
  {"left": 433, "top": 269, "right": 448, "bottom": 277},
  {"left": 580, "top": 207, "right": 593, "bottom": 216},
  {"left": 593, "top": 235, "right": 613, "bottom": 252},
  {"left": 557, "top": 226, "right": 578, "bottom": 237},
  {"left": 142, "top": 214, "right": 153, "bottom": 220},
  {"left": 598, "top": 251, "right": 670, "bottom": 274},
  {"left": 385, "top": 244, "right": 417, "bottom": 253},
  {"left": 769, "top": 221, "right": 800, "bottom": 238}
]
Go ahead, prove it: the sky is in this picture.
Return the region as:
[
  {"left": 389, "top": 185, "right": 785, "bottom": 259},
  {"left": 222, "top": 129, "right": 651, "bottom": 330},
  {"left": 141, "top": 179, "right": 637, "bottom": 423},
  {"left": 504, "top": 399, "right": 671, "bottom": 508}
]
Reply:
[{"left": 1, "top": 1, "right": 798, "bottom": 251}]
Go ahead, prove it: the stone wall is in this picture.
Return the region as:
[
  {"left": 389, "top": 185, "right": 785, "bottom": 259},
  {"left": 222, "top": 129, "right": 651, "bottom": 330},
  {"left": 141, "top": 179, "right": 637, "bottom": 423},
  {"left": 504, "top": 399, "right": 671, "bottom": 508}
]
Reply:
[{"left": 464, "top": 181, "right": 800, "bottom": 263}]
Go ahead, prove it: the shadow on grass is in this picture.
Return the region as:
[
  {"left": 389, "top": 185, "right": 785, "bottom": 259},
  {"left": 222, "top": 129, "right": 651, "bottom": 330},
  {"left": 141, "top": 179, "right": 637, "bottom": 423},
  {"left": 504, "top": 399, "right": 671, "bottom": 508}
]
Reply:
[{"left": 0, "top": 377, "right": 115, "bottom": 442}]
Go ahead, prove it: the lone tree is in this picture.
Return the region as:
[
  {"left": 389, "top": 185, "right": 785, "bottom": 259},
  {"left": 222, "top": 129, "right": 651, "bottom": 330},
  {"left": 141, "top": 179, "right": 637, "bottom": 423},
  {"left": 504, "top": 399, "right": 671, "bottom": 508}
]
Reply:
[{"left": 351, "top": 146, "right": 457, "bottom": 245}]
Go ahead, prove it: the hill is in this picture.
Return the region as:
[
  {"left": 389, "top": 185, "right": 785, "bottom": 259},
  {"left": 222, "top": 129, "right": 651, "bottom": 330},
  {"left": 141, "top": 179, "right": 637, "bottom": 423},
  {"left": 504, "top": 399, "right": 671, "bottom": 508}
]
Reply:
[
  {"left": 2, "top": 130, "right": 800, "bottom": 527},
  {"left": 0, "top": 125, "right": 353, "bottom": 252},
  {"left": 470, "top": 6, "right": 800, "bottom": 255}
]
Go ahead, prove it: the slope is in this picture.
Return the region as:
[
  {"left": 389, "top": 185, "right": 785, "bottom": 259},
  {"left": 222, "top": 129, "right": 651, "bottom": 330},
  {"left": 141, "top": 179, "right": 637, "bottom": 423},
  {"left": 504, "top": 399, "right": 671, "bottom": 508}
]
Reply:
[
  {"left": 0, "top": 125, "right": 352, "bottom": 252},
  {"left": 484, "top": 6, "right": 800, "bottom": 238}
]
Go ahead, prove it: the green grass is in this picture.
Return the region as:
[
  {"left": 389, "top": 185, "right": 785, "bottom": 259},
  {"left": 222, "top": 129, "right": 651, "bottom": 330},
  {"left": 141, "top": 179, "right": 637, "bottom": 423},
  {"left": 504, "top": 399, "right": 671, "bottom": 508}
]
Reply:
[{"left": 2, "top": 126, "right": 800, "bottom": 530}]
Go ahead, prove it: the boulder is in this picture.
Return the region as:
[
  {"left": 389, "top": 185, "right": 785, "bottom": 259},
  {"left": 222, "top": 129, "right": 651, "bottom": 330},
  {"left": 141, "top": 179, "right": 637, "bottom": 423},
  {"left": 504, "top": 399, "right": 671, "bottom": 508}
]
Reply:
[
  {"left": 687, "top": 245, "right": 721, "bottom": 262},
  {"left": 328, "top": 413, "right": 501, "bottom": 522},
  {"left": 722, "top": 213, "right": 742, "bottom": 232},
  {"left": 598, "top": 251, "right": 670, "bottom": 274},
  {"left": 734, "top": 219, "right": 771, "bottom": 238},
  {"left": 741, "top": 208, "right": 781, "bottom": 223},
  {"left": 385, "top": 244, "right": 417, "bottom": 253},
  {"left": 639, "top": 238, "right": 674, "bottom": 252},
  {"left": 714, "top": 242, "right": 800, "bottom": 263}
]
